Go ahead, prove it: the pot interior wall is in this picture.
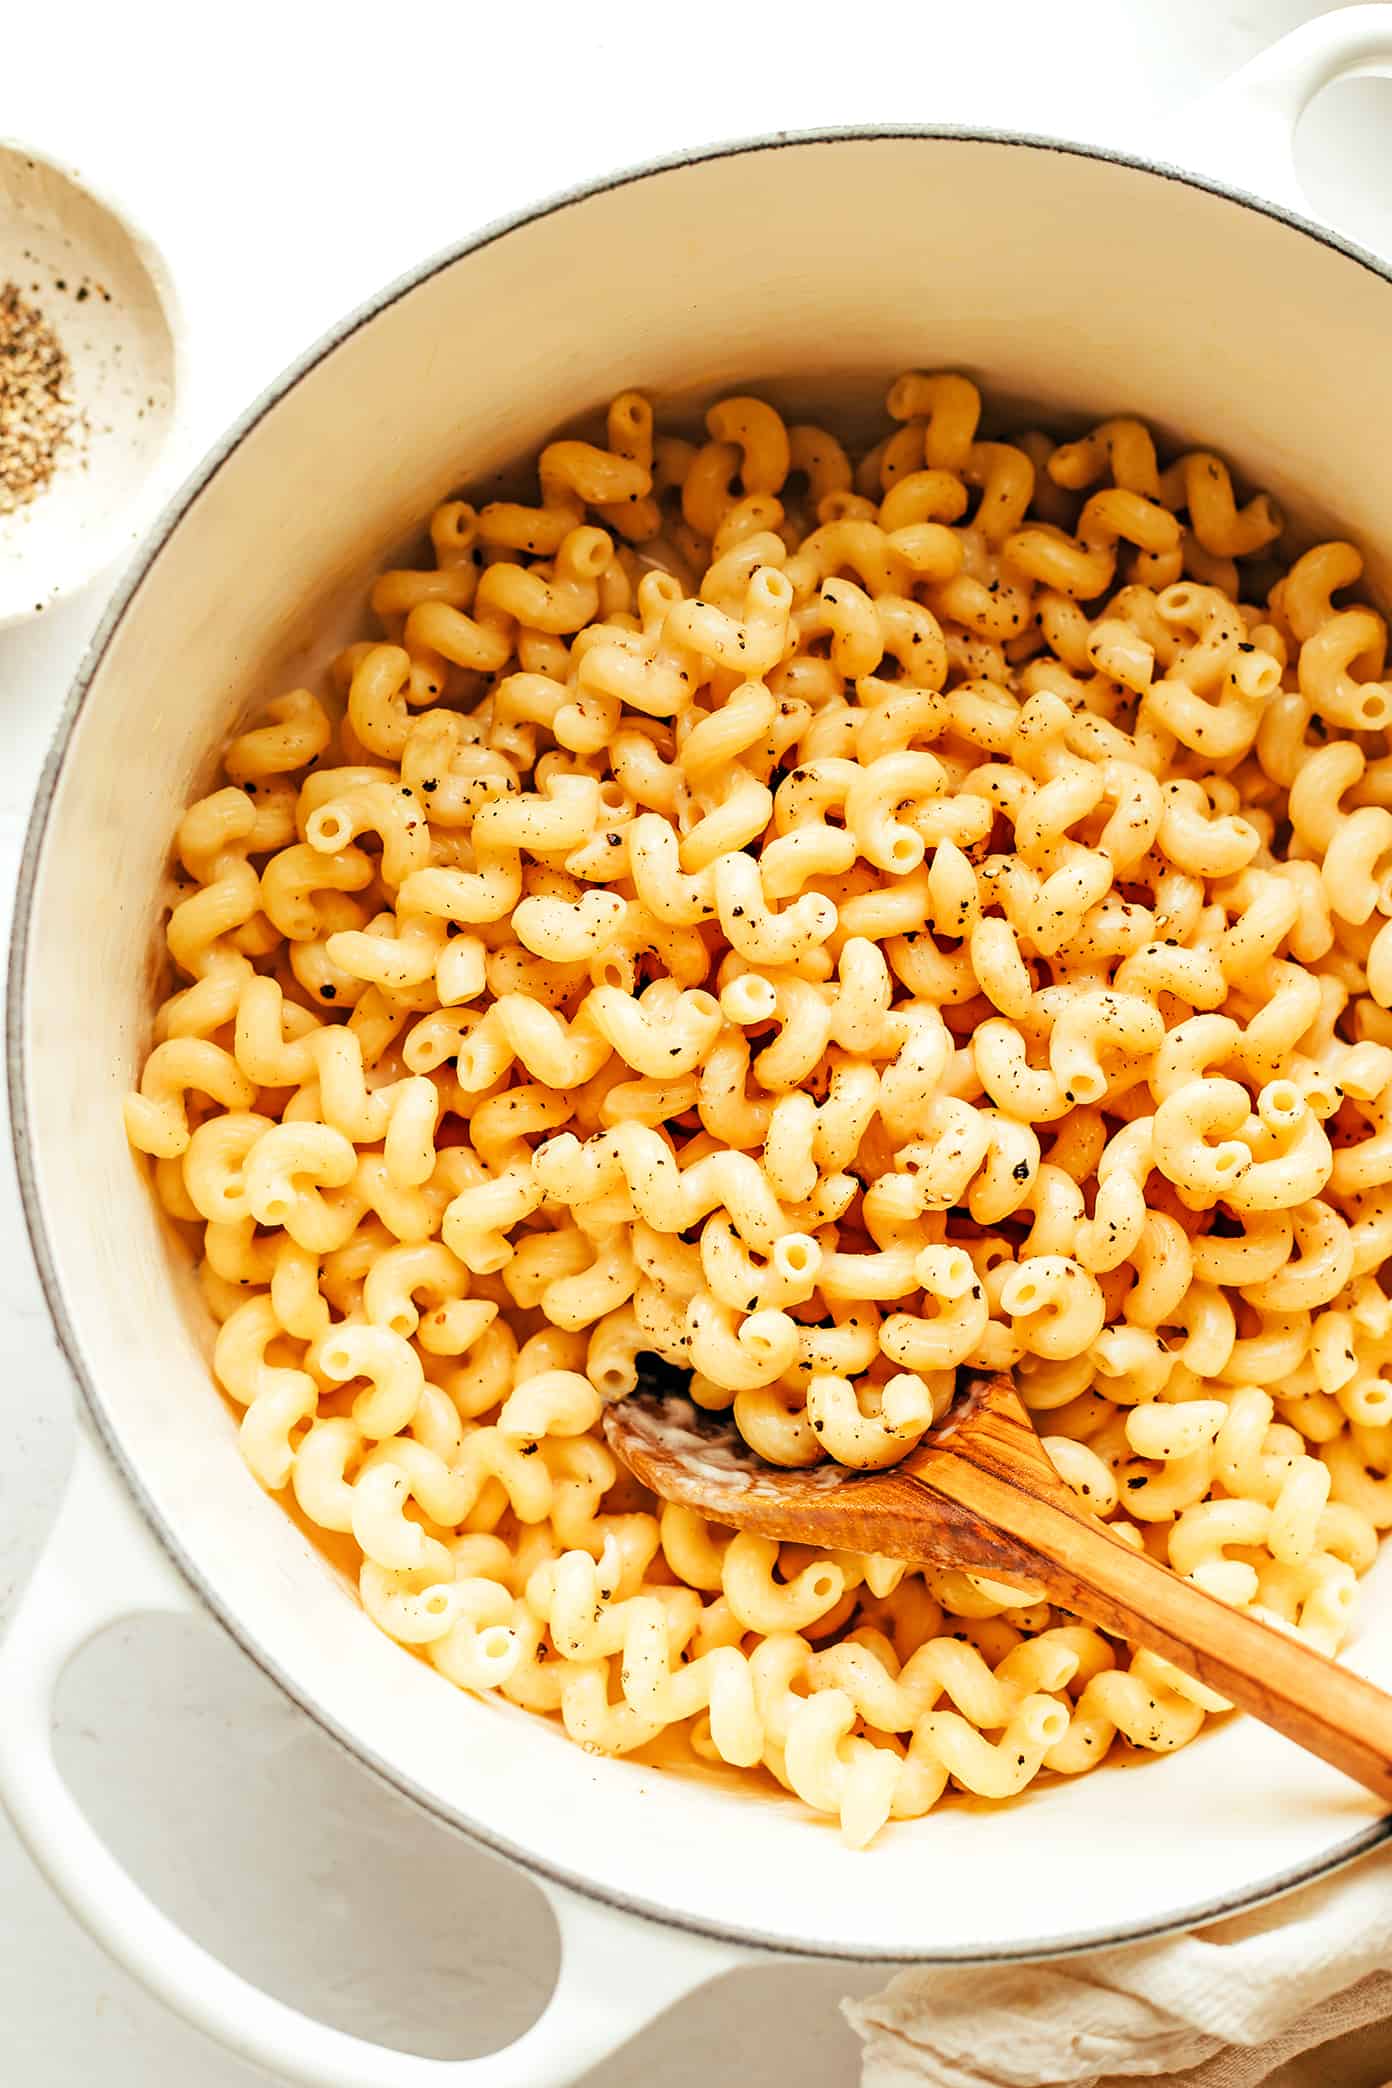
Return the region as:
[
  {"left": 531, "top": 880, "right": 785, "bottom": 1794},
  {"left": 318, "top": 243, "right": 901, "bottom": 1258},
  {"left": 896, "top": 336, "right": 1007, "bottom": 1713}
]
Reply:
[{"left": 17, "top": 133, "right": 1392, "bottom": 1958}]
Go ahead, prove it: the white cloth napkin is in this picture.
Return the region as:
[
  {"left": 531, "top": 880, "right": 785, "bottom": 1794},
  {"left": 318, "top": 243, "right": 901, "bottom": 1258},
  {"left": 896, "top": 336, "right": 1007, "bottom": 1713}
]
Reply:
[{"left": 844, "top": 1848, "right": 1392, "bottom": 2088}]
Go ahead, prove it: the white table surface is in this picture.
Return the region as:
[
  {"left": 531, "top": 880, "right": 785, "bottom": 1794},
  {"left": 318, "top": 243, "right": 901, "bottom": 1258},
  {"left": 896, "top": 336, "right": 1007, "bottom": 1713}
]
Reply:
[{"left": 4, "top": 3, "right": 1392, "bottom": 2082}]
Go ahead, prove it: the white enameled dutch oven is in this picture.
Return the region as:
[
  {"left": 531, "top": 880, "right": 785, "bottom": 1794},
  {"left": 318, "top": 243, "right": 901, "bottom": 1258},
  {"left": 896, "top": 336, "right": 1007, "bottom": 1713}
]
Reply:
[{"left": 6, "top": 14, "right": 1392, "bottom": 2084}]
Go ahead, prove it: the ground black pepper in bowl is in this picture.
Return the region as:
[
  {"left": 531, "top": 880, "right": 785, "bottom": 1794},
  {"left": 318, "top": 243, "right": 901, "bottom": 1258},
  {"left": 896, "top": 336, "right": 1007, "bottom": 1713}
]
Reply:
[{"left": 0, "top": 279, "right": 80, "bottom": 513}]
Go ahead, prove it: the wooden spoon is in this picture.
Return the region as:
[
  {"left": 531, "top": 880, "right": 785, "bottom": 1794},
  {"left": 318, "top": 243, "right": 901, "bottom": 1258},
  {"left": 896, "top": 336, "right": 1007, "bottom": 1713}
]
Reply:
[{"left": 604, "top": 1372, "right": 1392, "bottom": 1803}]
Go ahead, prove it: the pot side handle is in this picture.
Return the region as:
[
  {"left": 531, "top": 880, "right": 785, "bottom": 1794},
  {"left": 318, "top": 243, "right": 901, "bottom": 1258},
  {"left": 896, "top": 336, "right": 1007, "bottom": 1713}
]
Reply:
[
  {"left": 0, "top": 1429, "right": 740, "bottom": 2087},
  {"left": 1162, "top": 4, "right": 1392, "bottom": 216}
]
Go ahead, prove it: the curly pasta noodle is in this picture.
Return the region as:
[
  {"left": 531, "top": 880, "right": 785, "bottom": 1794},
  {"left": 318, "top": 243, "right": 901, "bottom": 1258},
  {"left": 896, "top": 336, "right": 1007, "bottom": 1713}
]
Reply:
[{"left": 127, "top": 376, "right": 1392, "bottom": 1845}]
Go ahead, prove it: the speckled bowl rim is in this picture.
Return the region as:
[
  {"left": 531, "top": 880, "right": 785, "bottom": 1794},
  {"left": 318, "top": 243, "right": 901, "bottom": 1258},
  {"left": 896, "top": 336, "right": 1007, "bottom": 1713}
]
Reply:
[{"left": 0, "top": 130, "right": 187, "bottom": 627}]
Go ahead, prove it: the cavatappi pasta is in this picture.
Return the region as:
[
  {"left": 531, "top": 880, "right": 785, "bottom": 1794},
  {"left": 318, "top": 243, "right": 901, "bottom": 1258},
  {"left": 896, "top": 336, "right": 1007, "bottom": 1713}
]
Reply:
[{"left": 126, "top": 374, "right": 1392, "bottom": 1846}]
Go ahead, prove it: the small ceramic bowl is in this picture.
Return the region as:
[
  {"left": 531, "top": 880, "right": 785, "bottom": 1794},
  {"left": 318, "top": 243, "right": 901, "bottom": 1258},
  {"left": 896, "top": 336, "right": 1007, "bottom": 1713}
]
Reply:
[{"left": 0, "top": 138, "right": 183, "bottom": 627}]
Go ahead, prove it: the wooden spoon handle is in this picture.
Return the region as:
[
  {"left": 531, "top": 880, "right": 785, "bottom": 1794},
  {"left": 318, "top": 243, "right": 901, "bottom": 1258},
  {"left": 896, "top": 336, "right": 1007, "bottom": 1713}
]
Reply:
[{"left": 906, "top": 1457, "right": 1392, "bottom": 1804}]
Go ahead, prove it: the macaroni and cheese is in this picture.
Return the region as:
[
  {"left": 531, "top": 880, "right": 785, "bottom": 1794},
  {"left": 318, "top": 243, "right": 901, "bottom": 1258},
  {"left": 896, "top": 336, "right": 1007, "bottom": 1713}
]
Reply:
[{"left": 126, "top": 375, "right": 1392, "bottom": 1845}]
